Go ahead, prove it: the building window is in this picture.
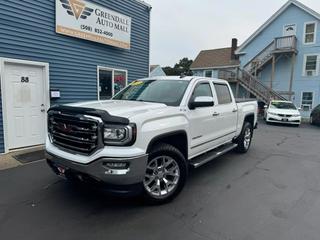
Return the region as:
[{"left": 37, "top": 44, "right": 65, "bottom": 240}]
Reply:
[
  {"left": 304, "top": 22, "right": 316, "bottom": 44},
  {"left": 98, "top": 67, "right": 127, "bottom": 100},
  {"left": 283, "top": 24, "right": 296, "bottom": 36},
  {"left": 204, "top": 70, "right": 212, "bottom": 78},
  {"left": 301, "top": 92, "right": 313, "bottom": 111},
  {"left": 303, "top": 55, "right": 319, "bottom": 76}
]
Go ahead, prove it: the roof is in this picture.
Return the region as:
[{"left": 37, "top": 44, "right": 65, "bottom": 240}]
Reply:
[
  {"left": 134, "top": 0, "right": 152, "bottom": 8},
  {"left": 190, "top": 47, "right": 240, "bottom": 70},
  {"left": 150, "top": 65, "right": 159, "bottom": 72},
  {"left": 139, "top": 76, "right": 229, "bottom": 84},
  {"left": 236, "top": 0, "right": 320, "bottom": 54}
]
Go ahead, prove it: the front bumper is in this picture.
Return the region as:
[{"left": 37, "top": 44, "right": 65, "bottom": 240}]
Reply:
[
  {"left": 266, "top": 114, "right": 301, "bottom": 125},
  {"left": 46, "top": 152, "right": 148, "bottom": 187}
]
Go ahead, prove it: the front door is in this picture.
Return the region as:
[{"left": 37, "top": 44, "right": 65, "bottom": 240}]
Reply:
[{"left": 4, "top": 63, "right": 46, "bottom": 150}]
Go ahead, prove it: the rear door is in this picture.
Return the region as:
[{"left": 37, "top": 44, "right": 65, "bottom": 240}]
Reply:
[
  {"left": 212, "top": 82, "right": 238, "bottom": 144},
  {"left": 187, "top": 81, "right": 221, "bottom": 158}
]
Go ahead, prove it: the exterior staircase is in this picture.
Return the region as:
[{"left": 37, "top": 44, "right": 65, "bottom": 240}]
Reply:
[
  {"left": 217, "top": 35, "right": 298, "bottom": 103},
  {"left": 244, "top": 35, "right": 297, "bottom": 75},
  {"left": 218, "top": 68, "right": 287, "bottom": 103},
  {"left": 236, "top": 68, "right": 287, "bottom": 103}
]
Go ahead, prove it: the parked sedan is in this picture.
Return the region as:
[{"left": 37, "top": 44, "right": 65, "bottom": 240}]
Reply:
[
  {"left": 264, "top": 100, "right": 301, "bottom": 126},
  {"left": 310, "top": 104, "right": 320, "bottom": 125}
]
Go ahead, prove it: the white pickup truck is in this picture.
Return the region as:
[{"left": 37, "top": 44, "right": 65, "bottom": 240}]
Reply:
[{"left": 46, "top": 76, "right": 258, "bottom": 203}]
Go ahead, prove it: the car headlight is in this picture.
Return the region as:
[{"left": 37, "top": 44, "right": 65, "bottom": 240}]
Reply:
[
  {"left": 104, "top": 124, "right": 136, "bottom": 146},
  {"left": 268, "top": 111, "right": 277, "bottom": 116}
]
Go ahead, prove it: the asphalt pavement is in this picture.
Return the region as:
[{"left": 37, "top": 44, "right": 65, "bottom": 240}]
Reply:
[{"left": 1, "top": 122, "right": 320, "bottom": 240}]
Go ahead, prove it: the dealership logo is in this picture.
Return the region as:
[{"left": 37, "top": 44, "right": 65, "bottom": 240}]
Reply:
[{"left": 60, "top": 0, "right": 93, "bottom": 20}]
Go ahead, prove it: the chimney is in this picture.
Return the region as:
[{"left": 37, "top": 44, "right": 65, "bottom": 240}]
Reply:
[{"left": 231, "top": 38, "right": 238, "bottom": 60}]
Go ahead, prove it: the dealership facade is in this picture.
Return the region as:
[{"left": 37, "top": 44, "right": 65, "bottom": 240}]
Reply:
[{"left": 0, "top": 0, "right": 151, "bottom": 153}]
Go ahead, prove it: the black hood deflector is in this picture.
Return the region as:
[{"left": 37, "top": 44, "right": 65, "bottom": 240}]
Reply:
[{"left": 48, "top": 105, "right": 130, "bottom": 125}]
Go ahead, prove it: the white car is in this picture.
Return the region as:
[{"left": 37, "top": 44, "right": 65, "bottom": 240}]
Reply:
[
  {"left": 46, "top": 76, "right": 258, "bottom": 204},
  {"left": 264, "top": 100, "right": 301, "bottom": 126}
]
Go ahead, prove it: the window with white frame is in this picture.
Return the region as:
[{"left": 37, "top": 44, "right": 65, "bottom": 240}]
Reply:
[
  {"left": 304, "top": 22, "right": 316, "bottom": 44},
  {"left": 301, "top": 92, "right": 313, "bottom": 111},
  {"left": 204, "top": 70, "right": 212, "bottom": 78},
  {"left": 303, "top": 55, "right": 319, "bottom": 76},
  {"left": 98, "top": 67, "right": 127, "bottom": 100}
]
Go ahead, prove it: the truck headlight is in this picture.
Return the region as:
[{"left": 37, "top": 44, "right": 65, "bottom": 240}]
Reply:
[{"left": 103, "top": 124, "right": 136, "bottom": 146}]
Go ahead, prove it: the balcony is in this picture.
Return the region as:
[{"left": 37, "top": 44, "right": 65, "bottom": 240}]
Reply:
[{"left": 244, "top": 35, "right": 297, "bottom": 73}]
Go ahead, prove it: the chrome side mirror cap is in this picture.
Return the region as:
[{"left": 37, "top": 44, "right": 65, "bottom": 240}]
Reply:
[{"left": 189, "top": 96, "right": 214, "bottom": 110}]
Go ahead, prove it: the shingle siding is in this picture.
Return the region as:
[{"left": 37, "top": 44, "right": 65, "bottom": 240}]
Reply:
[{"left": 0, "top": 0, "right": 150, "bottom": 153}]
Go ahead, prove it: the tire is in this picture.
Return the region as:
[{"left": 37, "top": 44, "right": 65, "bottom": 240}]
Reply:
[
  {"left": 235, "top": 122, "right": 253, "bottom": 153},
  {"left": 143, "top": 143, "right": 188, "bottom": 204},
  {"left": 310, "top": 115, "right": 314, "bottom": 125}
]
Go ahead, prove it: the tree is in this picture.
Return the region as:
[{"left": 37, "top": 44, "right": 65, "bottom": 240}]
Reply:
[{"left": 163, "top": 57, "right": 193, "bottom": 76}]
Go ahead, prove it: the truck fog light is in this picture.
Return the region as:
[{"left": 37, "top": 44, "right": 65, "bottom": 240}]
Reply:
[{"left": 103, "top": 162, "right": 129, "bottom": 169}]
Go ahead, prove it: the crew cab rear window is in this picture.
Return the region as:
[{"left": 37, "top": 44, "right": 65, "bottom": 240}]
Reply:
[{"left": 214, "top": 84, "right": 232, "bottom": 104}]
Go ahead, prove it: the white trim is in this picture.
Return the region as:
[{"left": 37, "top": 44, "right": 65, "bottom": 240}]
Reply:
[
  {"left": 236, "top": 0, "right": 320, "bottom": 54},
  {"left": 97, "top": 66, "right": 128, "bottom": 100},
  {"left": 303, "top": 21, "right": 317, "bottom": 45},
  {"left": 300, "top": 91, "right": 315, "bottom": 110},
  {"left": 0, "top": 58, "right": 50, "bottom": 153},
  {"left": 283, "top": 23, "right": 297, "bottom": 36},
  {"left": 302, "top": 54, "right": 319, "bottom": 77},
  {"left": 191, "top": 65, "right": 240, "bottom": 70}
]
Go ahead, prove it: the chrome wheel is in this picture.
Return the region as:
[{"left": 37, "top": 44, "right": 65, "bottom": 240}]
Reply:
[
  {"left": 243, "top": 128, "right": 252, "bottom": 150},
  {"left": 143, "top": 156, "right": 180, "bottom": 199}
]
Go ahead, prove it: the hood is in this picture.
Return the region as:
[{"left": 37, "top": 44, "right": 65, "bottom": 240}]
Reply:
[
  {"left": 67, "top": 100, "right": 168, "bottom": 119},
  {"left": 268, "top": 108, "right": 300, "bottom": 115}
]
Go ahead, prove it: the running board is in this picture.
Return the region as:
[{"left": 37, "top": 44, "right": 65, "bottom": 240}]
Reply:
[{"left": 190, "top": 143, "right": 238, "bottom": 168}]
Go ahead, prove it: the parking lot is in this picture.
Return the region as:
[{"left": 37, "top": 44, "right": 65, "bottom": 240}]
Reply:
[{"left": 0, "top": 122, "right": 320, "bottom": 240}]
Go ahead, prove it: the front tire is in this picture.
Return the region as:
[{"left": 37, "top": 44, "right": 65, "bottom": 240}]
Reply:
[
  {"left": 235, "top": 122, "right": 253, "bottom": 153},
  {"left": 143, "top": 143, "right": 188, "bottom": 204}
]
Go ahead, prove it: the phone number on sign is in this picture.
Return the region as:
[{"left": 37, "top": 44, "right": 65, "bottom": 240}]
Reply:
[{"left": 95, "top": 28, "right": 113, "bottom": 37}]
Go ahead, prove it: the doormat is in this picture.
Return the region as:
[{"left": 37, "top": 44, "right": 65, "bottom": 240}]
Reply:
[{"left": 13, "top": 150, "right": 45, "bottom": 164}]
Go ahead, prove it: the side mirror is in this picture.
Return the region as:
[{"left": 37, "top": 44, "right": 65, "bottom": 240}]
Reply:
[
  {"left": 189, "top": 96, "right": 214, "bottom": 110},
  {"left": 298, "top": 107, "right": 302, "bottom": 111},
  {"left": 264, "top": 105, "right": 268, "bottom": 109}
]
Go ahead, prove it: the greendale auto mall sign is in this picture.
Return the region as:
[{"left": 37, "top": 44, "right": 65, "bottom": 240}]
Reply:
[{"left": 56, "top": 0, "right": 132, "bottom": 49}]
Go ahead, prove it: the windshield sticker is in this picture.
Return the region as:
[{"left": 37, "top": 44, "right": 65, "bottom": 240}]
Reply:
[{"left": 131, "top": 81, "right": 143, "bottom": 86}]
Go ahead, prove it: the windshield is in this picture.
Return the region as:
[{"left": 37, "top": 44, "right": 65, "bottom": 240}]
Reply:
[
  {"left": 270, "top": 102, "right": 296, "bottom": 110},
  {"left": 113, "top": 80, "right": 190, "bottom": 106}
]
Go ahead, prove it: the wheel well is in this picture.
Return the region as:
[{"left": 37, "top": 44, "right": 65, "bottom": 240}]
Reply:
[
  {"left": 147, "top": 131, "right": 188, "bottom": 159},
  {"left": 244, "top": 114, "right": 255, "bottom": 127}
]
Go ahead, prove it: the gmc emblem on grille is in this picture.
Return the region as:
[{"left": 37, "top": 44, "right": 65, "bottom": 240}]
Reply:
[{"left": 58, "top": 123, "right": 73, "bottom": 133}]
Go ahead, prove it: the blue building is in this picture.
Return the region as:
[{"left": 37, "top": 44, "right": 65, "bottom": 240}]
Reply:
[
  {"left": 0, "top": 0, "right": 151, "bottom": 153},
  {"left": 236, "top": 0, "right": 320, "bottom": 118},
  {"left": 192, "top": 0, "right": 320, "bottom": 118}
]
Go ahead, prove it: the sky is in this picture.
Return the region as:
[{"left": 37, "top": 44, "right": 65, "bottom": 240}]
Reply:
[{"left": 145, "top": 0, "right": 320, "bottom": 67}]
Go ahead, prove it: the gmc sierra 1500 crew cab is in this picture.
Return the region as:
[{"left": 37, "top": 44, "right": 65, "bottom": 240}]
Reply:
[{"left": 46, "top": 76, "right": 258, "bottom": 204}]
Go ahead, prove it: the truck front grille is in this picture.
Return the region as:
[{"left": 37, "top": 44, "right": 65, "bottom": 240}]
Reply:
[{"left": 48, "top": 113, "right": 101, "bottom": 154}]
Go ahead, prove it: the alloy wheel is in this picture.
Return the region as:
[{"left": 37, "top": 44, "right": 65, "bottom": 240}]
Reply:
[{"left": 143, "top": 156, "right": 180, "bottom": 199}]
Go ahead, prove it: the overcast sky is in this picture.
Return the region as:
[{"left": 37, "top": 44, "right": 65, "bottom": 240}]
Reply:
[{"left": 146, "top": 0, "right": 320, "bottom": 67}]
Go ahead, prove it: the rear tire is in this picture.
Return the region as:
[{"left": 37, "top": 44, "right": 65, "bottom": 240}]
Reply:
[
  {"left": 143, "top": 143, "right": 188, "bottom": 204},
  {"left": 235, "top": 122, "right": 253, "bottom": 153}
]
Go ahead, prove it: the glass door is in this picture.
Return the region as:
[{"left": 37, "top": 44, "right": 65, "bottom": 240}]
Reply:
[{"left": 98, "top": 67, "right": 127, "bottom": 100}]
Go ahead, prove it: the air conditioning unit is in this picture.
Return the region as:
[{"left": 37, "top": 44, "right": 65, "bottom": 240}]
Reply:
[{"left": 306, "top": 70, "right": 315, "bottom": 76}]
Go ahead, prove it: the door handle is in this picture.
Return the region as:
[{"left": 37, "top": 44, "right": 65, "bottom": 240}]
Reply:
[
  {"left": 212, "top": 112, "right": 220, "bottom": 117},
  {"left": 232, "top": 109, "right": 238, "bottom": 113},
  {"left": 41, "top": 109, "right": 46, "bottom": 113}
]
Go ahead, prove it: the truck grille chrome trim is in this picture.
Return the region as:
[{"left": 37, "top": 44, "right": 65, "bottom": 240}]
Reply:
[{"left": 48, "top": 112, "right": 102, "bottom": 155}]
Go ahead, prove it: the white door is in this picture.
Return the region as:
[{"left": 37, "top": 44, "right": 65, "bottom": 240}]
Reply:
[{"left": 4, "top": 63, "right": 46, "bottom": 150}]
